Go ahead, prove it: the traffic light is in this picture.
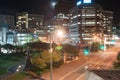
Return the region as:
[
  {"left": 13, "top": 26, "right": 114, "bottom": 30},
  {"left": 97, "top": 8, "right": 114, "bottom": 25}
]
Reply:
[
  {"left": 99, "top": 45, "right": 104, "bottom": 50},
  {"left": 83, "top": 48, "right": 90, "bottom": 55},
  {"left": 111, "top": 40, "right": 115, "bottom": 44}
]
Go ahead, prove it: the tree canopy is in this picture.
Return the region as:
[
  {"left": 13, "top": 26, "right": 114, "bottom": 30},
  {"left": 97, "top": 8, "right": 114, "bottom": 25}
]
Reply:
[
  {"left": 61, "top": 44, "right": 79, "bottom": 56},
  {"left": 113, "top": 52, "right": 120, "bottom": 69},
  {"left": 1, "top": 44, "right": 15, "bottom": 49},
  {"left": 26, "top": 41, "right": 49, "bottom": 52},
  {"left": 31, "top": 50, "right": 62, "bottom": 69}
]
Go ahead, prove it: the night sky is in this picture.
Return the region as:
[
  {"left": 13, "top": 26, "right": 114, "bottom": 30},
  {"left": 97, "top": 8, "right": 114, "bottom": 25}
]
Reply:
[
  {"left": 0, "top": 0, "right": 120, "bottom": 23},
  {"left": 94, "top": 0, "right": 120, "bottom": 24}
]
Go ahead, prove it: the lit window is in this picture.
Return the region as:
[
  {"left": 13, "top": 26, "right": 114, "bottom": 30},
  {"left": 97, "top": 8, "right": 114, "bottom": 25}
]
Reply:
[
  {"left": 36, "top": 22, "right": 39, "bottom": 25},
  {"left": 78, "top": 14, "right": 81, "bottom": 16},
  {"left": 18, "top": 16, "right": 21, "bottom": 19},
  {"left": 28, "top": 18, "right": 32, "bottom": 20},
  {"left": 40, "top": 22, "right": 43, "bottom": 25},
  {"left": 86, "top": 14, "right": 95, "bottom": 16},
  {"left": 78, "top": 22, "right": 81, "bottom": 24}
]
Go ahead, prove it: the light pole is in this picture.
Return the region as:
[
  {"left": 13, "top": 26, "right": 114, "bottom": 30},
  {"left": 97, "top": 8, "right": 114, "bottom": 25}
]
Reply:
[
  {"left": 104, "top": 35, "right": 107, "bottom": 51},
  {"left": 49, "top": 30, "right": 64, "bottom": 80},
  {"left": 49, "top": 34, "right": 53, "bottom": 80},
  {"left": 85, "top": 66, "right": 88, "bottom": 80}
]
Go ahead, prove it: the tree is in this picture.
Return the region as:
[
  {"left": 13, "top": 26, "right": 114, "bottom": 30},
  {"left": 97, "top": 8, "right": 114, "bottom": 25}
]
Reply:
[
  {"left": 90, "top": 42, "right": 100, "bottom": 52},
  {"left": 26, "top": 41, "right": 49, "bottom": 52},
  {"left": 31, "top": 50, "right": 62, "bottom": 69},
  {"left": 117, "top": 52, "right": 120, "bottom": 61},
  {"left": 61, "top": 44, "right": 79, "bottom": 57},
  {"left": 113, "top": 52, "right": 120, "bottom": 69},
  {"left": 1, "top": 44, "right": 15, "bottom": 50}
]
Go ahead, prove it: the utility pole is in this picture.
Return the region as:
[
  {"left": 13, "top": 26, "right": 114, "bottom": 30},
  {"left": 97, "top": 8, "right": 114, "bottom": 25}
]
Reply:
[
  {"left": 49, "top": 35, "right": 53, "bottom": 80},
  {"left": 104, "top": 35, "right": 107, "bottom": 51}
]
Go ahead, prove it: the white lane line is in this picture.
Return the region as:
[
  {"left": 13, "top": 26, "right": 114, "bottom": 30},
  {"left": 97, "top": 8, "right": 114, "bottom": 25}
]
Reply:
[
  {"left": 76, "top": 73, "right": 84, "bottom": 80},
  {"left": 59, "top": 62, "right": 89, "bottom": 80}
]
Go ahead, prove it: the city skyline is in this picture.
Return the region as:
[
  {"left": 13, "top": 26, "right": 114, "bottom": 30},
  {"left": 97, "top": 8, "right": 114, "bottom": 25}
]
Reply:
[
  {"left": 0, "top": 1, "right": 120, "bottom": 80},
  {"left": 0, "top": 0, "right": 120, "bottom": 23}
]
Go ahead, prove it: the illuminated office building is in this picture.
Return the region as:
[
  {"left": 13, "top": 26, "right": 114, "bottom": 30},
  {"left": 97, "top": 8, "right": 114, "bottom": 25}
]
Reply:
[
  {"left": 15, "top": 12, "right": 45, "bottom": 45},
  {"left": 0, "top": 24, "right": 9, "bottom": 45},
  {"left": 69, "top": 2, "right": 112, "bottom": 46},
  {"left": 68, "top": 0, "right": 113, "bottom": 46},
  {"left": 0, "top": 15, "right": 14, "bottom": 45},
  {"left": 103, "top": 11, "right": 113, "bottom": 35},
  {"left": 16, "top": 12, "right": 44, "bottom": 32}
]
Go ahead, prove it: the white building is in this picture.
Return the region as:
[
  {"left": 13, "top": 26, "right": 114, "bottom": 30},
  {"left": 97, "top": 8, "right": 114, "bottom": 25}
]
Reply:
[{"left": 0, "top": 24, "right": 9, "bottom": 45}]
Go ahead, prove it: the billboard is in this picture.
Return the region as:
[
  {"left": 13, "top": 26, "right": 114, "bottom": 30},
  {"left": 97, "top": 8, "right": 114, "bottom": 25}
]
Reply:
[
  {"left": 76, "top": 0, "right": 82, "bottom": 6},
  {"left": 77, "top": 0, "right": 92, "bottom": 6},
  {"left": 83, "top": 0, "right": 92, "bottom": 3}
]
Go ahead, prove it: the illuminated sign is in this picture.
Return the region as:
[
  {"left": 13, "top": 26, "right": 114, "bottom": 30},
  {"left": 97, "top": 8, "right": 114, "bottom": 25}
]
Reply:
[
  {"left": 83, "top": 0, "right": 92, "bottom": 3},
  {"left": 77, "top": 0, "right": 82, "bottom": 6}
]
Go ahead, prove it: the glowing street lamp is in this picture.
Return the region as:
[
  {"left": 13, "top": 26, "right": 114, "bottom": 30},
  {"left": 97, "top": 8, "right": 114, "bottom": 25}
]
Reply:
[
  {"left": 57, "top": 30, "right": 64, "bottom": 37},
  {"left": 49, "top": 30, "right": 64, "bottom": 80}
]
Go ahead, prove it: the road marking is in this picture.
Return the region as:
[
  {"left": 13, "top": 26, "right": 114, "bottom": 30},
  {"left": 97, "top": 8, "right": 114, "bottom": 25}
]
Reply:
[
  {"left": 76, "top": 73, "right": 84, "bottom": 80},
  {"left": 59, "top": 62, "right": 89, "bottom": 80}
]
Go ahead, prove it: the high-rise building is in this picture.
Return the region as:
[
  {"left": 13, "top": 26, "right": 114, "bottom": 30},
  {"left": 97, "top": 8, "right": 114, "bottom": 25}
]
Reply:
[
  {"left": 69, "top": 1, "right": 113, "bottom": 46},
  {"left": 103, "top": 11, "right": 113, "bottom": 35},
  {"left": 16, "top": 12, "right": 44, "bottom": 32},
  {"left": 0, "top": 15, "right": 14, "bottom": 45},
  {"left": 0, "top": 24, "right": 9, "bottom": 45},
  {"left": 69, "top": 3, "right": 111, "bottom": 46}
]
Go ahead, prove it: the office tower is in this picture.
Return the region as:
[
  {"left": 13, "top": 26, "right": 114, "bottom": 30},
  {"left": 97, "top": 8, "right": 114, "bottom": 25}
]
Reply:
[
  {"left": 103, "top": 11, "right": 113, "bottom": 35},
  {"left": 69, "top": 4, "right": 105, "bottom": 46},
  {"left": 16, "top": 12, "right": 44, "bottom": 32}
]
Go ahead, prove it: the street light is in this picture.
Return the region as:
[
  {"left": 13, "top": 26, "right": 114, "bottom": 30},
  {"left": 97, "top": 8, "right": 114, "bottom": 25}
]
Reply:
[
  {"left": 49, "top": 30, "right": 64, "bottom": 80},
  {"left": 57, "top": 31, "right": 63, "bottom": 37}
]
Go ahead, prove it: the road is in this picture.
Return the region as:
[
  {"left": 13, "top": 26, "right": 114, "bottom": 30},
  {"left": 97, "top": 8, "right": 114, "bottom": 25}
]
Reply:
[{"left": 42, "top": 45, "right": 119, "bottom": 80}]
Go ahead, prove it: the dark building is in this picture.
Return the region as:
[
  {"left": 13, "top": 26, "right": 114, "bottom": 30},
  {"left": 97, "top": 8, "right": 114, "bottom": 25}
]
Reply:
[
  {"left": 44, "top": 13, "right": 70, "bottom": 44},
  {"left": 0, "top": 15, "right": 14, "bottom": 27},
  {"left": 86, "top": 69, "right": 120, "bottom": 80},
  {"left": 55, "top": 0, "right": 75, "bottom": 15}
]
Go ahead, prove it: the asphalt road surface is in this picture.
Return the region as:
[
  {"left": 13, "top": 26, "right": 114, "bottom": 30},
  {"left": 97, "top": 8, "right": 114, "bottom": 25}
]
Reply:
[{"left": 42, "top": 45, "right": 119, "bottom": 80}]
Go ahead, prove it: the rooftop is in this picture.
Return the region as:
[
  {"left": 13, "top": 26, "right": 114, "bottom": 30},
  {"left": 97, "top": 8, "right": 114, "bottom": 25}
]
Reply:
[{"left": 90, "top": 69, "right": 120, "bottom": 80}]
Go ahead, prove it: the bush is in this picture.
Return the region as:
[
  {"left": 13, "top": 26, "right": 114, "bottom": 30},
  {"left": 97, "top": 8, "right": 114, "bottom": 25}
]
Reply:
[
  {"left": 117, "top": 52, "right": 120, "bottom": 61},
  {"left": 113, "top": 52, "right": 120, "bottom": 69}
]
